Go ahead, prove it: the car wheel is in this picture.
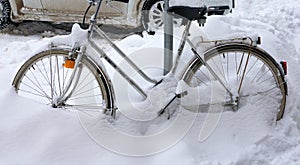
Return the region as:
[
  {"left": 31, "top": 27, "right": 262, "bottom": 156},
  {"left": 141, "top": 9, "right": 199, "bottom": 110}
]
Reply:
[
  {"left": 0, "top": 0, "right": 11, "bottom": 30},
  {"left": 141, "top": 0, "right": 182, "bottom": 34}
]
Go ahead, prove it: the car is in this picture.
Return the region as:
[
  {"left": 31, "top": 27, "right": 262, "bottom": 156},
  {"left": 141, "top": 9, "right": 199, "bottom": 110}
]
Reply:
[
  {"left": 0, "top": 0, "right": 168, "bottom": 32},
  {"left": 0, "top": 0, "right": 233, "bottom": 32}
]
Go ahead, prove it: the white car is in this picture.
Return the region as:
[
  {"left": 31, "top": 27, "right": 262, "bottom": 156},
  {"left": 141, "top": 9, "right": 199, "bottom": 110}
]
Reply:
[
  {"left": 0, "top": 0, "right": 169, "bottom": 31},
  {"left": 0, "top": 0, "right": 233, "bottom": 32}
]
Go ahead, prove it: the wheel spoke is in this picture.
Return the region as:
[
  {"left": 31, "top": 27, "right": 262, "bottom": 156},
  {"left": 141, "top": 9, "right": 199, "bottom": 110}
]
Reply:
[
  {"left": 256, "top": 68, "right": 271, "bottom": 83},
  {"left": 73, "top": 78, "right": 95, "bottom": 95},
  {"left": 20, "top": 82, "right": 51, "bottom": 101},
  {"left": 211, "top": 58, "right": 227, "bottom": 82},
  {"left": 40, "top": 59, "right": 52, "bottom": 86},
  {"left": 237, "top": 52, "right": 245, "bottom": 80},
  {"left": 73, "top": 86, "right": 102, "bottom": 97},
  {"left": 66, "top": 104, "right": 103, "bottom": 109},
  {"left": 67, "top": 94, "right": 103, "bottom": 101},
  {"left": 24, "top": 73, "right": 51, "bottom": 99},
  {"left": 218, "top": 54, "right": 227, "bottom": 82},
  {"left": 245, "top": 58, "right": 258, "bottom": 76},
  {"left": 55, "top": 55, "right": 62, "bottom": 95}
]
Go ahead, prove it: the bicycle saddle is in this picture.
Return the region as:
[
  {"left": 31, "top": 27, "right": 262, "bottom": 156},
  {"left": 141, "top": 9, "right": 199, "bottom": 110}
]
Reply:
[{"left": 168, "top": 6, "right": 207, "bottom": 20}]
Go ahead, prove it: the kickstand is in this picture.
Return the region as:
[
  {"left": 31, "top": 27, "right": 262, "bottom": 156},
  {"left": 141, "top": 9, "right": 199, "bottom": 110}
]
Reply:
[{"left": 158, "top": 91, "right": 188, "bottom": 119}]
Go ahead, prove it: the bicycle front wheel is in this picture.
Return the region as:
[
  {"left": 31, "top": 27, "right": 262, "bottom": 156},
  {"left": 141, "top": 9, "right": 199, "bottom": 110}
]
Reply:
[
  {"left": 12, "top": 49, "right": 114, "bottom": 113},
  {"left": 183, "top": 43, "right": 287, "bottom": 121}
]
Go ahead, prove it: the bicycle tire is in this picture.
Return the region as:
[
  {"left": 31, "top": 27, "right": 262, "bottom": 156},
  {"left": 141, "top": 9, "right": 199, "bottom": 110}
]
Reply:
[
  {"left": 12, "top": 49, "right": 115, "bottom": 115},
  {"left": 182, "top": 43, "right": 287, "bottom": 121}
]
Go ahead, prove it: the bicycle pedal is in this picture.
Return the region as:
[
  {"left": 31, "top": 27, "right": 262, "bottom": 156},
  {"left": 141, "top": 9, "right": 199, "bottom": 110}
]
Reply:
[
  {"left": 158, "top": 91, "right": 187, "bottom": 117},
  {"left": 158, "top": 95, "right": 177, "bottom": 116},
  {"left": 153, "top": 79, "right": 163, "bottom": 87},
  {"left": 158, "top": 108, "right": 175, "bottom": 120},
  {"left": 176, "top": 91, "right": 188, "bottom": 98}
]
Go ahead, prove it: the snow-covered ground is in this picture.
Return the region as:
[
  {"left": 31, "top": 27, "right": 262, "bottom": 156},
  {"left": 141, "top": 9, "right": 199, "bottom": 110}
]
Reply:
[{"left": 1, "top": 0, "right": 300, "bottom": 164}]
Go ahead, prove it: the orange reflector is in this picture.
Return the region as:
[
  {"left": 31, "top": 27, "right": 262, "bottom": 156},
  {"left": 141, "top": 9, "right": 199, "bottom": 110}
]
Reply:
[{"left": 63, "top": 59, "right": 75, "bottom": 69}]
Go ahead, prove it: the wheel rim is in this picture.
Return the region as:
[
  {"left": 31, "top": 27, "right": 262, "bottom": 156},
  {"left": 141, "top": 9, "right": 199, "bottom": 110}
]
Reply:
[
  {"left": 148, "top": 1, "right": 164, "bottom": 30},
  {"left": 14, "top": 50, "right": 107, "bottom": 113},
  {"left": 184, "top": 45, "right": 286, "bottom": 121}
]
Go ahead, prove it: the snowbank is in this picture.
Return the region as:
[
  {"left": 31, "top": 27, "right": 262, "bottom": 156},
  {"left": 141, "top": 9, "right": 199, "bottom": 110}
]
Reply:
[{"left": 1, "top": 0, "right": 300, "bottom": 164}]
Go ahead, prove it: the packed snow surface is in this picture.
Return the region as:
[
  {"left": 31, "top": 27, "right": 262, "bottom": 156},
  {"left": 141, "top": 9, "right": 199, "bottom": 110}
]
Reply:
[{"left": 1, "top": 0, "right": 300, "bottom": 164}]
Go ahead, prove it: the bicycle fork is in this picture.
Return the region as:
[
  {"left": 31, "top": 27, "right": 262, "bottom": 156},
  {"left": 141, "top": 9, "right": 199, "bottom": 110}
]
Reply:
[{"left": 52, "top": 45, "right": 85, "bottom": 107}]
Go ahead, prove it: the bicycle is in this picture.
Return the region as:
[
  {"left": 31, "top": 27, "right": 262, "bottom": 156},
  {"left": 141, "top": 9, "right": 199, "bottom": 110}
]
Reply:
[{"left": 12, "top": 0, "right": 287, "bottom": 122}]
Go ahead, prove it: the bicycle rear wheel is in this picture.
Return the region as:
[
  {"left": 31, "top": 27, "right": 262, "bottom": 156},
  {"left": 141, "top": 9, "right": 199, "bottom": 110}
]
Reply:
[
  {"left": 12, "top": 49, "right": 114, "bottom": 114},
  {"left": 183, "top": 43, "right": 287, "bottom": 121}
]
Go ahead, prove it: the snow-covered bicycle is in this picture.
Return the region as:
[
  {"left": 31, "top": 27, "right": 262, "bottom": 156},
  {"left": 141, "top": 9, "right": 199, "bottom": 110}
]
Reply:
[{"left": 12, "top": 0, "right": 287, "bottom": 121}]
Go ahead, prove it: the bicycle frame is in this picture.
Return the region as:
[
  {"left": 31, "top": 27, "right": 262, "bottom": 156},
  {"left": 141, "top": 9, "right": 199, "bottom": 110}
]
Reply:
[{"left": 57, "top": 0, "right": 249, "bottom": 106}]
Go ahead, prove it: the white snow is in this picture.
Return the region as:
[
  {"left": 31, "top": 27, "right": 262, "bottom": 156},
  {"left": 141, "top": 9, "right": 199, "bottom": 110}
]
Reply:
[{"left": 1, "top": 0, "right": 300, "bottom": 164}]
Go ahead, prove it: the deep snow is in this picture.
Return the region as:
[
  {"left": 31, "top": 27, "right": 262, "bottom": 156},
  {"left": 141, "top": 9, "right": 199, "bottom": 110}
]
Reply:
[{"left": 1, "top": 0, "right": 300, "bottom": 164}]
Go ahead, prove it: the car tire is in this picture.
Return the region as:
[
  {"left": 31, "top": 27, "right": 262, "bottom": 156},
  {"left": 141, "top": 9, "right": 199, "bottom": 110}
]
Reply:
[
  {"left": 0, "top": 0, "right": 11, "bottom": 30},
  {"left": 141, "top": 0, "right": 164, "bottom": 34},
  {"left": 141, "top": 0, "right": 183, "bottom": 35}
]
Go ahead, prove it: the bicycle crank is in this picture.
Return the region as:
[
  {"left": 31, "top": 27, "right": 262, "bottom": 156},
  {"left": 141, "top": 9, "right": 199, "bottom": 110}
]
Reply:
[{"left": 158, "top": 91, "right": 188, "bottom": 119}]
